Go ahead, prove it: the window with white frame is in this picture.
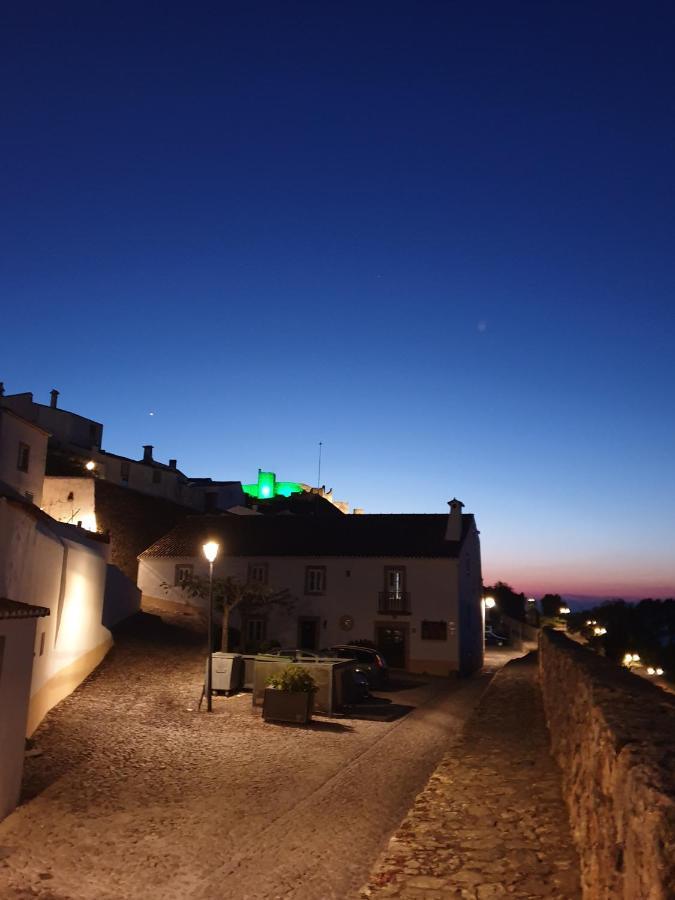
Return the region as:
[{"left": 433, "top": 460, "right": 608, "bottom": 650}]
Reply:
[
  {"left": 248, "top": 562, "right": 268, "bottom": 584},
  {"left": 305, "top": 566, "right": 326, "bottom": 595},
  {"left": 175, "top": 564, "right": 193, "bottom": 586}
]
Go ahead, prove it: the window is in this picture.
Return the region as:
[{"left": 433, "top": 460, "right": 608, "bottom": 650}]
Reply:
[
  {"left": 175, "top": 564, "right": 193, "bottom": 586},
  {"left": 421, "top": 620, "right": 447, "bottom": 641},
  {"left": 246, "top": 618, "right": 266, "bottom": 644},
  {"left": 384, "top": 566, "right": 405, "bottom": 600},
  {"left": 120, "top": 461, "right": 130, "bottom": 483},
  {"left": 17, "top": 442, "right": 30, "bottom": 472},
  {"left": 379, "top": 566, "right": 410, "bottom": 614},
  {"left": 152, "top": 468, "right": 162, "bottom": 484},
  {"left": 248, "top": 563, "right": 268, "bottom": 584},
  {"left": 305, "top": 566, "right": 326, "bottom": 595}
]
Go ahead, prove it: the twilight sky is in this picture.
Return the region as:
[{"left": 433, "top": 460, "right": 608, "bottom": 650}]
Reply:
[{"left": 2, "top": 3, "right": 675, "bottom": 599}]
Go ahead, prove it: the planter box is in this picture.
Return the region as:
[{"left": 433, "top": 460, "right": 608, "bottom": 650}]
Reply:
[{"left": 262, "top": 688, "right": 313, "bottom": 724}]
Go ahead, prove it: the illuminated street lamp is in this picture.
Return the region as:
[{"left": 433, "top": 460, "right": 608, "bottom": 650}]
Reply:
[
  {"left": 527, "top": 597, "right": 536, "bottom": 603},
  {"left": 202, "top": 540, "right": 220, "bottom": 712},
  {"left": 484, "top": 597, "right": 496, "bottom": 609},
  {"left": 559, "top": 606, "right": 571, "bottom": 615}
]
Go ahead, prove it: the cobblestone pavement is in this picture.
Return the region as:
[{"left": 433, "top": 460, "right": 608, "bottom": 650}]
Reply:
[
  {"left": 0, "top": 608, "right": 492, "bottom": 900},
  {"left": 361, "top": 653, "right": 581, "bottom": 899}
]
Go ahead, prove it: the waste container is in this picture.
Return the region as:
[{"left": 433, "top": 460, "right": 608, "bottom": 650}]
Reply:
[
  {"left": 207, "top": 652, "right": 243, "bottom": 695},
  {"left": 241, "top": 655, "right": 257, "bottom": 691},
  {"left": 252, "top": 656, "right": 356, "bottom": 716}
]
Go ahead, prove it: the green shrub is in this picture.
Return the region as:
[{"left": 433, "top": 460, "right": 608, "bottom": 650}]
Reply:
[{"left": 267, "top": 664, "right": 317, "bottom": 693}]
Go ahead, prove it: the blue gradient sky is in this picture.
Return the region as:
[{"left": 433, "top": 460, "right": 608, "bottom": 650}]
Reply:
[{"left": 2, "top": 3, "right": 675, "bottom": 598}]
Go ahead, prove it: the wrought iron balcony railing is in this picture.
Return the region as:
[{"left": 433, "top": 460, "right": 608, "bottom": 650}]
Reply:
[{"left": 378, "top": 591, "right": 411, "bottom": 615}]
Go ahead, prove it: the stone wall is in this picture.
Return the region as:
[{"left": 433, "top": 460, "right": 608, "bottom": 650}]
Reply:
[
  {"left": 94, "top": 480, "right": 192, "bottom": 581},
  {"left": 539, "top": 629, "right": 675, "bottom": 899}
]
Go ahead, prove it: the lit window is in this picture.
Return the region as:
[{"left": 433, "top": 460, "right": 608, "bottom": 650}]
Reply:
[
  {"left": 305, "top": 566, "right": 326, "bottom": 595},
  {"left": 248, "top": 563, "right": 268, "bottom": 584},
  {"left": 17, "top": 442, "right": 30, "bottom": 472},
  {"left": 175, "top": 564, "right": 193, "bottom": 586}
]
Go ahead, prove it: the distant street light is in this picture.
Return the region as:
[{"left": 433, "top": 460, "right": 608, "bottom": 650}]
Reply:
[
  {"left": 559, "top": 606, "right": 571, "bottom": 615},
  {"left": 484, "top": 597, "right": 496, "bottom": 609},
  {"left": 527, "top": 597, "right": 536, "bottom": 603},
  {"left": 202, "top": 540, "right": 220, "bottom": 712}
]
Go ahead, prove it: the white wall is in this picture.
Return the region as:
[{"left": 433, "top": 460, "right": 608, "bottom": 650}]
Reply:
[
  {"left": 42, "top": 476, "right": 97, "bottom": 531},
  {"left": 0, "top": 498, "right": 112, "bottom": 734},
  {"left": 0, "top": 617, "right": 37, "bottom": 821},
  {"left": 139, "top": 554, "right": 461, "bottom": 673},
  {"left": 0, "top": 411, "right": 47, "bottom": 506}
]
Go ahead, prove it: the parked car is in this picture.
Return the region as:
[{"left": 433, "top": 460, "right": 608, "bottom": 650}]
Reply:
[
  {"left": 484, "top": 627, "right": 509, "bottom": 647},
  {"left": 323, "top": 645, "right": 389, "bottom": 687}
]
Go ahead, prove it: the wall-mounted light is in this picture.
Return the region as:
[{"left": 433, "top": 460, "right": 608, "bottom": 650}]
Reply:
[{"left": 85, "top": 460, "right": 96, "bottom": 471}]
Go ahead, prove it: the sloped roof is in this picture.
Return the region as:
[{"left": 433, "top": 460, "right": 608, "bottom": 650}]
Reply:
[
  {"left": 139, "top": 513, "right": 475, "bottom": 560},
  {"left": 0, "top": 598, "right": 50, "bottom": 619}
]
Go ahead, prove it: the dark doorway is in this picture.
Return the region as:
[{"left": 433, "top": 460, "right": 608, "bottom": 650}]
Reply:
[
  {"left": 376, "top": 625, "right": 406, "bottom": 669},
  {"left": 298, "top": 617, "right": 320, "bottom": 650}
]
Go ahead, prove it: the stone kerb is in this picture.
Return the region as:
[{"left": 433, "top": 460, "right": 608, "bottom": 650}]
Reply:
[{"left": 539, "top": 629, "right": 675, "bottom": 900}]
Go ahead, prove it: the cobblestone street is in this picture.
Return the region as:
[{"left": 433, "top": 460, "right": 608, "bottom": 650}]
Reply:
[
  {"left": 0, "top": 609, "right": 489, "bottom": 900},
  {"left": 361, "top": 653, "right": 581, "bottom": 899}
]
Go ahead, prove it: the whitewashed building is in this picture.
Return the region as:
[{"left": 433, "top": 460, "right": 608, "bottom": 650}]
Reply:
[
  {"left": 138, "top": 499, "right": 483, "bottom": 676},
  {"left": 0, "top": 406, "right": 49, "bottom": 507}
]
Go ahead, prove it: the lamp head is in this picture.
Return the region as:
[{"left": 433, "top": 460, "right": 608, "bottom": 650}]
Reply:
[{"left": 202, "top": 541, "right": 219, "bottom": 563}]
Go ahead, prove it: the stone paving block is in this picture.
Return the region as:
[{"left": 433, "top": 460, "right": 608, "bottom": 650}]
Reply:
[{"left": 360, "top": 654, "right": 581, "bottom": 899}]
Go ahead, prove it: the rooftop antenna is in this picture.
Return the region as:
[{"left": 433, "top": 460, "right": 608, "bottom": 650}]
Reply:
[{"left": 317, "top": 441, "right": 323, "bottom": 489}]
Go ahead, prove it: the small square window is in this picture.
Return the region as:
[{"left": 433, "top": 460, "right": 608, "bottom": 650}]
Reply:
[
  {"left": 248, "top": 563, "right": 268, "bottom": 584},
  {"left": 305, "top": 566, "right": 326, "bottom": 595},
  {"left": 17, "top": 442, "right": 30, "bottom": 472},
  {"left": 421, "top": 620, "right": 447, "bottom": 641},
  {"left": 175, "top": 564, "right": 193, "bottom": 586}
]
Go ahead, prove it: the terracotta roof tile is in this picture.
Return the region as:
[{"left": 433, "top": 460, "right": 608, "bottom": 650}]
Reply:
[{"left": 0, "top": 598, "right": 50, "bottom": 619}]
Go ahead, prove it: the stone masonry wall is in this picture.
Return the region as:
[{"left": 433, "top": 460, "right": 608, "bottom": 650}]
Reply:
[
  {"left": 539, "top": 629, "right": 675, "bottom": 900},
  {"left": 94, "top": 480, "right": 192, "bottom": 581}
]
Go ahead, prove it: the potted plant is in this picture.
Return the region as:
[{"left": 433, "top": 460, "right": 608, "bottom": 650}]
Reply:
[{"left": 263, "top": 664, "right": 317, "bottom": 724}]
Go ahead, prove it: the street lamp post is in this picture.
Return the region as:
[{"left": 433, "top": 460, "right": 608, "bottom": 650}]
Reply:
[{"left": 202, "top": 540, "right": 220, "bottom": 712}]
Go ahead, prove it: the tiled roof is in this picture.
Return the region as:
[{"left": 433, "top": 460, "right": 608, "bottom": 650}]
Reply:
[
  {"left": 139, "top": 513, "right": 475, "bottom": 560},
  {"left": 0, "top": 598, "right": 50, "bottom": 620}
]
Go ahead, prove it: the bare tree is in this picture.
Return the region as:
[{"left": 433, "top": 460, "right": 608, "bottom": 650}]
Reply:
[{"left": 164, "top": 575, "right": 294, "bottom": 651}]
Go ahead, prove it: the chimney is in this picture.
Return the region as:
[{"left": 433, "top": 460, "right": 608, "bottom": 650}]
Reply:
[
  {"left": 142, "top": 445, "right": 154, "bottom": 463},
  {"left": 169, "top": 459, "right": 177, "bottom": 469},
  {"left": 445, "top": 498, "right": 465, "bottom": 541},
  {"left": 50, "top": 389, "right": 59, "bottom": 409}
]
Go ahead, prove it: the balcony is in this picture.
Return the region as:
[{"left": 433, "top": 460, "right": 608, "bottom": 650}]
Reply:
[{"left": 378, "top": 591, "right": 411, "bottom": 615}]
